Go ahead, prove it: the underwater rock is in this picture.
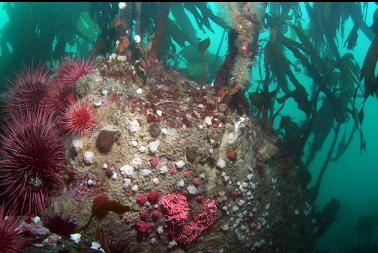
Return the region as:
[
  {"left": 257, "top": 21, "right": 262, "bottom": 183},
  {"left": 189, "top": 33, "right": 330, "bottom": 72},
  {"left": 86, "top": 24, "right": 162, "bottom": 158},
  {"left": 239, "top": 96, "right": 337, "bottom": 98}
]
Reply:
[
  {"left": 186, "top": 146, "right": 198, "bottom": 163},
  {"left": 258, "top": 142, "right": 278, "bottom": 161},
  {"left": 30, "top": 59, "right": 321, "bottom": 253}
]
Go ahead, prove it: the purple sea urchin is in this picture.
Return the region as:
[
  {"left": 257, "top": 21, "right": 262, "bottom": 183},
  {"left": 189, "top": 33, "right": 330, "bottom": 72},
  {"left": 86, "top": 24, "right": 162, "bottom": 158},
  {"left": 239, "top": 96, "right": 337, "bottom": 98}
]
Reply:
[
  {"left": 6, "top": 64, "right": 51, "bottom": 118},
  {"left": 0, "top": 110, "right": 67, "bottom": 215}
]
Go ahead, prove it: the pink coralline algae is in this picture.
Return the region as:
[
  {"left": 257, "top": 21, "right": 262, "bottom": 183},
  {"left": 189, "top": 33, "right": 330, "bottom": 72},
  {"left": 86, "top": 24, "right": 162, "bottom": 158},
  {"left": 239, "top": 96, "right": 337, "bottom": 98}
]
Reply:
[
  {"left": 160, "top": 193, "right": 190, "bottom": 222},
  {"left": 160, "top": 193, "right": 218, "bottom": 244}
]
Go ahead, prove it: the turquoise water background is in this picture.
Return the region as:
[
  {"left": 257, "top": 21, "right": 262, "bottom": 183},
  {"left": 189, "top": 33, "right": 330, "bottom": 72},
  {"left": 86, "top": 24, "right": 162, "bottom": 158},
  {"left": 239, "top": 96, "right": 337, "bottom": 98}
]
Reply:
[{"left": 1, "top": 3, "right": 378, "bottom": 252}]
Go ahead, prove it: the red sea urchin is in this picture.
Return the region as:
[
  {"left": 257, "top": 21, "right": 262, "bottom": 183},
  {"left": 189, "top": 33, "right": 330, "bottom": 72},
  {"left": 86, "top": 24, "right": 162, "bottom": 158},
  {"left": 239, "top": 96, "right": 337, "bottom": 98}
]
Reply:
[
  {"left": 45, "top": 83, "right": 78, "bottom": 114},
  {"left": 42, "top": 212, "right": 78, "bottom": 239},
  {"left": 0, "top": 110, "right": 67, "bottom": 215},
  {"left": 0, "top": 207, "right": 30, "bottom": 253},
  {"left": 61, "top": 98, "right": 96, "bottom": 136},
  {"left": 6, "top": 64, "right": 51, "bottom": 118},
  {"left": 56, "top": 58, "right": 95, "bottom": 89}
]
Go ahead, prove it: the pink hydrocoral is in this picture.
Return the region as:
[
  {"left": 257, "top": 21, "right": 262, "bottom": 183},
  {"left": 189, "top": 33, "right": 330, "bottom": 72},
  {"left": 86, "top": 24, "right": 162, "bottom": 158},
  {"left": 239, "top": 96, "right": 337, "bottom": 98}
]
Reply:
[
  {"left": 160, "top": 193, "right": 189, "bottom": 222},
  {"left": 190, "top": 198, "right": 217, "bottom": 231},
  {"left": 160, "top": 193, "right": 217, "bottom": 244}
]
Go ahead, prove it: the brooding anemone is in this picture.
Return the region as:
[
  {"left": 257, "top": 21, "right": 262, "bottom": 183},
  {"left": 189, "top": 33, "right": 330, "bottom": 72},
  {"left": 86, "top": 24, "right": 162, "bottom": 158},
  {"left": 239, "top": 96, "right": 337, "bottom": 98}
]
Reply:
[
  {"left": 56, "top": 58, "right": 95, "bottom": 90},
  {"left": 6, "top": 65, "right": 51, "bottom": 118},
  {"left": 0, "top": 110, "right": 67, "bottom": 215},
  {"left": 0, "top": 207, "right": 30, "bottom": 253},
  {"left": 60, "top": 98, "right": 96, "bottom": 136}
]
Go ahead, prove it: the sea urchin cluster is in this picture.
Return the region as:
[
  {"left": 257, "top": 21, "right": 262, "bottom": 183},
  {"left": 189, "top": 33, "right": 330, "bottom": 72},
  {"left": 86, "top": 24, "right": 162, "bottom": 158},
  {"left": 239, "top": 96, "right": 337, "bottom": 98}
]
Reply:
[{"left": 0, "top": 110, "right": 67, "bottom": 215}]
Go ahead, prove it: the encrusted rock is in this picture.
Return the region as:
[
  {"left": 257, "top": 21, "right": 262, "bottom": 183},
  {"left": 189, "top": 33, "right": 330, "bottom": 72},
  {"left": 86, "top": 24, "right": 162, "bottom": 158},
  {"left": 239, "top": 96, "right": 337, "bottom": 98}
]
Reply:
[{"left": 185, "top": 146, "right": 198, "bottom": 163}]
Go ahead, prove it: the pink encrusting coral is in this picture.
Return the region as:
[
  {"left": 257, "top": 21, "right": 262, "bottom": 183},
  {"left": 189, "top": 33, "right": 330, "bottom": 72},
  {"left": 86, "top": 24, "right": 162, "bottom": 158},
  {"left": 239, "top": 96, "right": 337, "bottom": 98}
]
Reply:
[
  {"left": 0, "top": 110, "right": 66, "bottom": 215},
  {"left": 159, "top": 193, "right": 190, "bottom": 222},
  {"left": 56, "top": 58, "right": 95, "bottom": 90},
  {"left": 160, "top": 193, "right": 217, "bottom": 244},
  {"left": 60, "top": 98, "right": 96, "bottom": 136},
  {"left": 6, "top": 64, "right": 51, "bottom": 118}
]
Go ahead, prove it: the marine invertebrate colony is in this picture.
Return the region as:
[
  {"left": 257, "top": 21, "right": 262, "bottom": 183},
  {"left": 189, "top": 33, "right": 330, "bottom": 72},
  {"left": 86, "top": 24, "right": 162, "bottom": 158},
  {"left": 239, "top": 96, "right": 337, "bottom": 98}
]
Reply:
[
  {"left": 160, "top": 193, "right": 190, "bottom": 222},
  {"left": 6, "top": 65, "right": 51, "bottom": 118},
  {"left": 0, "top": 110, "right": 66, "bottom": 215},
  {"left": 56, "top": 58, "right": 95, "bottom": 90},
  {"left": 160, "top": 193, "right": 218, "bottom": 244},
  {"left": 0, "top": 207, "right": 29, "bottom": 253},
  {"left": 60, "top": 98, "right": 96, "bottom": 136}
]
